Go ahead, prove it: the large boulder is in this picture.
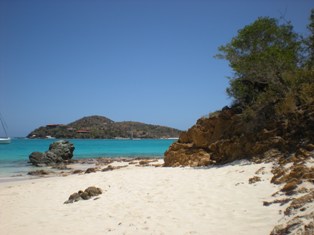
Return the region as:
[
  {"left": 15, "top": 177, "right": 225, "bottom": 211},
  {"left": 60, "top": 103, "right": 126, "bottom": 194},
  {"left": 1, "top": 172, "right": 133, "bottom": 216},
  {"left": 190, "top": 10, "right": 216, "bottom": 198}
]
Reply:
[
  {"left": 48, "top": 140, "right": 75, "bottom": 161},
  {"left": 29, "top": 140, "right": 75, "bottom": 166}
]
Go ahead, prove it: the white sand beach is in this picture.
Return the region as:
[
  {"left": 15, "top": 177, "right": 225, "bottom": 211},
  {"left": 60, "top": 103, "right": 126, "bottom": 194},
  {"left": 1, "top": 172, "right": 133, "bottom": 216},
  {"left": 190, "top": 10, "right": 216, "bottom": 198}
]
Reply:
[{"left": 0, "top": 160, "right": 286, "bottom": 235}]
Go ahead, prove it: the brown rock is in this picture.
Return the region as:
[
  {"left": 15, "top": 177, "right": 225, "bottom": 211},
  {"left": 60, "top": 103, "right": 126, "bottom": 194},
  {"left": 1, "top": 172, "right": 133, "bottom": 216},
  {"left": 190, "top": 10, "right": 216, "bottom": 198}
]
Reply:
[
  {"left": 79, "top": 191, "right": 91, "bottom": 200},
  {"left": 281, "top": 179, "right": 301, "bottom": 194},
  {"left": 285, "top": 191, "right": 314, "bottom": 216},
  {"left": 271, "top": 162, "right": 314, "bottom": 188},
  {"left": 164, "top": 146, "right": 212, "bottom": 167},
  {"left": 271, "top": 212, "right": 314, "bottom": 235},
  {"left": 305, "top": 221, "right": 314, "bottom": 235},
  {"left": 164, "top": 103, "right": 314, "bottom": 168},
  {"left": 72, "top": 169, "right": 84, "bottom": 174},
  {"left": 64, "top": 192, "right": 81, "bottom": 204},
  {"left": 85, "top": 168, "right": 98, "bottom": 174},
  {"left": 27, "top": 170, "right": 51, "bottom": 176},
  {"left": 178, "top": 131, "right": 190, "bottom": 143},
  {"left": 102, "top": 165, "right": 128, "bottom": 171},
  {"left": 270, "top": 217, "right": 303, "bottom": 235},
  {"left": 271, "top": 167, "right": 287, "bottom": 184},
  {"left": 263, "top": 198, "right": 291, "bottom": 207},
  {"left": 85, "top": 186, "right": 102, "bottom": 197},
  {"left": 102, "top": 165, "right": 115, "bottom": 172},
  {"left": 255, "top": 167, "right": 266, "bottom": 175},
  {"left": 248, "top": 176, "right": 261, "bottom": 184},
  {"left": 64, "top": 186, "right": 102, "bottom": 204}
]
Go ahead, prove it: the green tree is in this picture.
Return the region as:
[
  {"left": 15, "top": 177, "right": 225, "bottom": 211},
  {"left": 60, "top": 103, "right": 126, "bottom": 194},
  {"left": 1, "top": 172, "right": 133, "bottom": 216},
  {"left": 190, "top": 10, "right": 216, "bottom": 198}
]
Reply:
[
  {"left": 216, "top": 17, "right": 300, "bottom": 105},
  {"left": 305, "top": 9, "right": 314, "bottom": 68}
]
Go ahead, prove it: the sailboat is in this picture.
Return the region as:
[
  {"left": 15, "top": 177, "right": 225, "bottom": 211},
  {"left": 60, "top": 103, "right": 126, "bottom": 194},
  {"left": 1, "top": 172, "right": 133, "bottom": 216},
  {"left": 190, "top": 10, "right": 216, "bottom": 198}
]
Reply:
[{"left": 0, "top": 113, "right": 11, "bottom": 144}]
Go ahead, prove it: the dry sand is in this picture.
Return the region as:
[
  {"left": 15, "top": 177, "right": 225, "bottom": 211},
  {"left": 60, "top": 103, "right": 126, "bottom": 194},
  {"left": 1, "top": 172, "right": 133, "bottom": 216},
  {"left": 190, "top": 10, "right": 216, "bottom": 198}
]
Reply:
[{"left": 0, "top": 160, "right": 286, "bottom": 235}]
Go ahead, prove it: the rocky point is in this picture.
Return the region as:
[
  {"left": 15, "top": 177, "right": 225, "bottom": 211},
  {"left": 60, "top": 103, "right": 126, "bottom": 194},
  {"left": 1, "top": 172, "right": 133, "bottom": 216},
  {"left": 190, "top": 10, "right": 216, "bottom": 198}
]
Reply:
[
  {"left": 29, "top": 140, "right": 75, "bottom": 166},
  {"left": 164, "top": 103, "right": 314, "bottom": 167}
]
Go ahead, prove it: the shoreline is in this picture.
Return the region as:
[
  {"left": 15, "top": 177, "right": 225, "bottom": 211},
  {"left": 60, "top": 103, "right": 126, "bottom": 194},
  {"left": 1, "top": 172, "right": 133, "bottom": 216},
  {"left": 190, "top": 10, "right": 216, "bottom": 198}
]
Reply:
[
  {"left": 0, "top": 157, "right": 163, "bottom": 183},
  {"left": 0, "top": 156, "right": 164, "bottom": 183}
]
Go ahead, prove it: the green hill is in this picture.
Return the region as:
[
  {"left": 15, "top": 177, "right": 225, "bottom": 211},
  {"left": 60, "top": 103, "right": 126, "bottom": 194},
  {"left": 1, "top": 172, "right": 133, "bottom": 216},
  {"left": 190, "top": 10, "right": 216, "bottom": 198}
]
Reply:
[{"left": 27, "top": 115, "right": 181, "bottom": 139}]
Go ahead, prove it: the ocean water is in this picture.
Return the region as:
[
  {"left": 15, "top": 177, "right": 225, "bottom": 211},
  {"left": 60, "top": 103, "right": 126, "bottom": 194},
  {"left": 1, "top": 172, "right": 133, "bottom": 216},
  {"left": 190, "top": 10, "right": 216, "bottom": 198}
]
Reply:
[{"left": 0, "top": 138, "right": 176, "bottom": 179}]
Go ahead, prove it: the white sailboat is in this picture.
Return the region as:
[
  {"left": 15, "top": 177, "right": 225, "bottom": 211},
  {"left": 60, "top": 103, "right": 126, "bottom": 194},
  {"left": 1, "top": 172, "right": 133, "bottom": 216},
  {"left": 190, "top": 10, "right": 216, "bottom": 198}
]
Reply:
[{"left": 0, "top": 113, "right": 11, "bottom": 144}]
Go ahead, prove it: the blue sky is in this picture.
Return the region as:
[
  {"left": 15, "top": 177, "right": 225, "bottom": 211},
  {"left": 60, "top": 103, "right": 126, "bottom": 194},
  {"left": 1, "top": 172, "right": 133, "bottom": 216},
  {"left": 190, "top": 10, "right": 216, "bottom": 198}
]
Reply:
[{"left": 0, "top": 0, "right": 313, "bottom": 137}]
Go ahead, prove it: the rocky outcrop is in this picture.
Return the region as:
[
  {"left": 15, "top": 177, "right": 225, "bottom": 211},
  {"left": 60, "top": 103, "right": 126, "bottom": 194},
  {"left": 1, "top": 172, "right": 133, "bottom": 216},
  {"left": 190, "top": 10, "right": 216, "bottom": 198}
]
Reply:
[
  {"left": 270, "top": 211, "right": 314, "bottom": 235},
  {"left": 270, "top": 190, "right": 314, "bottom": 235},
  {"left": 267, "top": 150, "right": 314, "bottom": 235},
  {"left": 48, "top": 140, "right": 75, "bottom": 161},
  {"left": 29, "top": 140, "right": 75, "bottom": 166},
  {"left": 164, "top": 103, "right": 314, "bottom": 167}
]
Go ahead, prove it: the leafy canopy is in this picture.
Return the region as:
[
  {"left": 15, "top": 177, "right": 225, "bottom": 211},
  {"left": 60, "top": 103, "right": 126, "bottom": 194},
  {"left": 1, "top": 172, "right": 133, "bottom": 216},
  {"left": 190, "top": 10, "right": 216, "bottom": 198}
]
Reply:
[
  {"left": 305, "top": 9, "right": 314, "bottom": 68},
  {"left": 216, "top": 17, "right": 300, "bottom": 105}
]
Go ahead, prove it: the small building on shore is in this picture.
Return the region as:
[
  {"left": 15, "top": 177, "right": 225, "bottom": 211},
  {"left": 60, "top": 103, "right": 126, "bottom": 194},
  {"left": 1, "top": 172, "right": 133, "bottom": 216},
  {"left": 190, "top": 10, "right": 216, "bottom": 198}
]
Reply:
[{"left": 76, "top": 129, "right": 90, "bottom": 133}]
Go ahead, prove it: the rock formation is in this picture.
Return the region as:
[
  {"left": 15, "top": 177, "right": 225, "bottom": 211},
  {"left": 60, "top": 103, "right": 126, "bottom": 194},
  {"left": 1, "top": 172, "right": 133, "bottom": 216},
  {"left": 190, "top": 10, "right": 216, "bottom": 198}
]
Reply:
[
  {"left": 29, "top": 140, "right": 75, "bottom": 166},
  {"left": 164, "top": 103, "right": 314, "bottom": 167},
  {"left": 267, "top": 150, "right": 314, "bottom": 235},
  {"left": 64, "top": 186, "right": 102, "bottom": 204},
  {"left": 27, "top": 169, "right": 51, "bottom": 176}
]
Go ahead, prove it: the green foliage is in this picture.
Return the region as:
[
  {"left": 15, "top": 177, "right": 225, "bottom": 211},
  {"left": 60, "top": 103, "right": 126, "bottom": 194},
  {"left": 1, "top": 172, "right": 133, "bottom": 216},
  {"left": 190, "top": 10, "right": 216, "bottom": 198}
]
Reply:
[
  {"left": 215, "top": 10, "right": 314, "bottom": 136},
  {"left": 274, "top": 91, "right": 297, "bottom": 115},
  {"left": 216, "top": 17, "right": 300, "bottom": 105},
  {"left": 295, "top": 69, "right": 314, "bottom": 104},
  {"left": 305, "top": 9, "right": 314, "bottom": 68}
]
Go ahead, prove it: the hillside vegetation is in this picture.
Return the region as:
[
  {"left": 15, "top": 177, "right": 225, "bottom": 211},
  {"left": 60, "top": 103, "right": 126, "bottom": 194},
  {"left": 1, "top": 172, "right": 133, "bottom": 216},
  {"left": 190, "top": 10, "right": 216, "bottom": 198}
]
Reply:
[{"left": 27, "top": 115, "right": 181, "bottom": 139}]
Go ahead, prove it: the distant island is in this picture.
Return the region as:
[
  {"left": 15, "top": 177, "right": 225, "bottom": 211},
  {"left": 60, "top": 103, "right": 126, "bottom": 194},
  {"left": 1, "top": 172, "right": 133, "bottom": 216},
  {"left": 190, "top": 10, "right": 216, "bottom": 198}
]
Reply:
[{"left": 27, "top": 115, "right": 181, "bottom": 139}]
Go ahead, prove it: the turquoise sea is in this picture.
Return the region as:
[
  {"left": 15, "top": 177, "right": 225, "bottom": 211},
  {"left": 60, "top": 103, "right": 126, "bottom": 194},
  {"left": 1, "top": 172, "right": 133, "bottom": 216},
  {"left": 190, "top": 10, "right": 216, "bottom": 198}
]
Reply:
[{"left": 0, "top": 138, "right": 176, "bottom": 179}]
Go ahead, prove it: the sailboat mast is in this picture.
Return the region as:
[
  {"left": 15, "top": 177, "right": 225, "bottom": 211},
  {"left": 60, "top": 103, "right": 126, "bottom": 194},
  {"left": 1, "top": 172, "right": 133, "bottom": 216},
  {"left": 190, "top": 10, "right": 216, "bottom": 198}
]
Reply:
[{"left": 0, "top": 112, "right": 8, "bottom": 137}]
